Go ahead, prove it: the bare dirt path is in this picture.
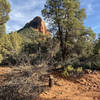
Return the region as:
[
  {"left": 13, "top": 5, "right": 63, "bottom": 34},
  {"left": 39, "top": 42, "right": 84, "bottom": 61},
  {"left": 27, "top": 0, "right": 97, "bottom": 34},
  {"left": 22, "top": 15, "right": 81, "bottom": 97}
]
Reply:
[
  {"left": 0, "top": 67, "right": 12, "bottom": 75},
  {"left": 37, "top": 71, "right": 100, "bottom": 100},
  {"left": 0, "top": 67, "right": 100, "bottom": 100},
  {"left": 0, "top": 67, "right": 12, "bottom": 85}
]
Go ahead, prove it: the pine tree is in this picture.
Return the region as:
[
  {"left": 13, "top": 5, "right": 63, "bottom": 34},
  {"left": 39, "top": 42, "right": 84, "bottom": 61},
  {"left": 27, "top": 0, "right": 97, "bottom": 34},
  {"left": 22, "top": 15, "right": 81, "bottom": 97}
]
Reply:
[
  {"left": 94, "top": 34, "right": 100, "bottom": 54},
  {"left": 0, "top": 0, "right": 10, "bottom": 34},
  {"left": 42, "top": 0, "right": 95, "bottom": 62}
]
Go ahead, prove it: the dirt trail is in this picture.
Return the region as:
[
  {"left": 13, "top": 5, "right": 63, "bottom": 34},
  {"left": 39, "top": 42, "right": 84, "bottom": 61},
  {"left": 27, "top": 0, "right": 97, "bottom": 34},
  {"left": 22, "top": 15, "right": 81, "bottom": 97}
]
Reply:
[
  {"left": 0, "top": 67, "right": 100, "bottom": 100},
  {"left": 0, "top": 67, "right": 12, "bottom": 75},
  {"left": 0, "top": 67, "right": 12, "bottom": 85},
  {"left": 37, "top": 71, "right": 100, "bottom": 100}
]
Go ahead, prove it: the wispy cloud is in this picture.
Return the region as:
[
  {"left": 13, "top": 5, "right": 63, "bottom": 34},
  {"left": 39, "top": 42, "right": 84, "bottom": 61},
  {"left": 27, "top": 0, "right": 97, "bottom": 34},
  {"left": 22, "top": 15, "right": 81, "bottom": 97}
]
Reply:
[
  {"left": 6, "top": 24, "right": 21, "bottom": 33},
  {"left": 6, "top": 0, "right": 100, "bottom": 35},
  {"left": 86, "top": 4, "right": 94, "bottom": 16},
  {"left": 80, "top": 0, "right": 94, "bottom": 16},
  {"left": 93, "top": 25, "right": 100, "bottom": 31},
  {"left": 6, "top": 0, "right": 46, "bottom": 33}
]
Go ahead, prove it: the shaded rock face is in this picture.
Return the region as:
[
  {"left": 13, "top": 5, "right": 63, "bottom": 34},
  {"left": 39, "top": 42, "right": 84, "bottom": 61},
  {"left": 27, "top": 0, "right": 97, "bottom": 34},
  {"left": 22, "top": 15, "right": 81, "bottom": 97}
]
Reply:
[{"left": 24, "top": 16, "right": 50, "bottom": 35}]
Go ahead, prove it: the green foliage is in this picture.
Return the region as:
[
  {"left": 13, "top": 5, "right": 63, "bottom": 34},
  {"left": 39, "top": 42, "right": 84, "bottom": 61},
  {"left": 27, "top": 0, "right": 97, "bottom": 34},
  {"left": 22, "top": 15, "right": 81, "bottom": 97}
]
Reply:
[
  {"left": 42, "top": 0, "right": 96, "bottom": 65},
  {"left": 66, "top": 65, "right": 74, "bottom": 72},
  {"left": 0, "top": 32, "right": 22, "bottom": 56},
  {"left": 0, "top": 0, "right": 11, "bottom": 34},
  {"left": 0, "top": 0, "right": 98, "bottom": 71},
  {"left": 76, "top": 67, "right": 83, "bottom": 73},
  {"left": 0, "top": 32, "right": 22, "bottom": 64},
  {"left": 84, "top": 34, "right": 100, "bottom": 69},
  {"left": 21, "top": 37, "right": 53, "bottom": 65},
  {"left": 0, "top": 34, "right": 12, "bottom": 56},
  {"left": 8, "top": 32, "right": 22, "bottom": 55},
  {"left": 18, "top": 27, "right": 49, "bottom": 44},
  {"left": 0, "top": 0, "right": 11, "bottom": 23},
  {"left": 0, "top": 54, "right": 3, "bottom": 63},
  {"left": 62, "top": 65, "right": 83, "bottom": 77},
  {"left": 62, "top": 65, "right": 75, "bottom": 77},
  {"left": 94, "top": 34, "right": 100, "bottom": 54},
  {"left": 0, "top": 24, "right": 6, "bottom": 34},
  {"left": 93, "top": 55, "right": 100, "bottom": 68},
  {"left": 17, "top": 27, "right": 53, "bottom": 65},
  {"left": 19, "top": 27, "right": 50, "bottom": 53},
  {"left": 42, "top": 0, "right": 98, "bottom": 72},
  {"left": 89, "top": 54, "right": 100, "bottom": 69}
]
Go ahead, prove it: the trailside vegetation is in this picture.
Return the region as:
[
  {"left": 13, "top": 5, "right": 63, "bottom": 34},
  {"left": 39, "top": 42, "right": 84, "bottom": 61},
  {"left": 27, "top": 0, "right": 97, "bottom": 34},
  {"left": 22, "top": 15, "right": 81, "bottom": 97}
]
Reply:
[
  {"left": 0, "top": 0, "right": 99, "bottom": 71},
  {"left": 42, "top": 0, "right": 99, "bottom": 71}
]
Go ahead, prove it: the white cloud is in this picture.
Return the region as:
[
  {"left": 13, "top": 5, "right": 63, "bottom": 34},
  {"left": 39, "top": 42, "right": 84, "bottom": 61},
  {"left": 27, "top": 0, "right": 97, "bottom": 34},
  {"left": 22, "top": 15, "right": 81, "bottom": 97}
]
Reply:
[
  {"left": 93, "top": 25, "right": 100, "bottom": 31},
  {"left": 6, "top": 0, "right": 46, "bottom": 33},
  {"left": 80, "top": 0, "right": 94, "bottom": 16},
  {"left": 6, "top": 23, "right": 21, "bottom": 33},
  {"left": 86, "top": 4, "right": 94, "bottom": 16}
]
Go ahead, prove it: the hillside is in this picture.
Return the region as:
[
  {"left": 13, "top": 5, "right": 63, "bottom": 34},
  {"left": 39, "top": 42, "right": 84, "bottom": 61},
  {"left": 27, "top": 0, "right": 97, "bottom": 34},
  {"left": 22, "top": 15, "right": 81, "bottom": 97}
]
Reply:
[
  {"left": 18, "top": 27, "right": 46, "bottom": 43},
  {"left": 17, "top": 17, "right": 51, "bottom": 44},
  {"left": 18, "top": 16, "right": 50, "bottom": 36}
]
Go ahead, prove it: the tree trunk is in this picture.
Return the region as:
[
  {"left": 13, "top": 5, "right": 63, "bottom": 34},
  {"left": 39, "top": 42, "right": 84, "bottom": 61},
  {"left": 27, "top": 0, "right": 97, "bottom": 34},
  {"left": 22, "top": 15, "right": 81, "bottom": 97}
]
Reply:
[
  {"left": 57, "top": 23, "right": 66, "bottom": 62},
  {"left": 49, "top": 75, "right": 54, "bottom": 87}
]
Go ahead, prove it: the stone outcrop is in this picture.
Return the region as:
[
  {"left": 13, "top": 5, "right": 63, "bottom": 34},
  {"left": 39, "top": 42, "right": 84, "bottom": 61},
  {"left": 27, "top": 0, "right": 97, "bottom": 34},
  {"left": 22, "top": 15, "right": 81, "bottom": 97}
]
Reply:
[{"left": 24, "top": 16, "right": 50, "bottom": 35}]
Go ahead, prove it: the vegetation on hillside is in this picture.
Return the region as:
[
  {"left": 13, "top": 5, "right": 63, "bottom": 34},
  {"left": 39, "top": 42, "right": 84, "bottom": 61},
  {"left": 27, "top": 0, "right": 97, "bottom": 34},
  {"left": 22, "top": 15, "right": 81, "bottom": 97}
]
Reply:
[
  {"left": 0, "top": 0, "right": 99, "bottom": 71},
  {"left": 42, "top": 0, "right": 99, "bottom": 71}
]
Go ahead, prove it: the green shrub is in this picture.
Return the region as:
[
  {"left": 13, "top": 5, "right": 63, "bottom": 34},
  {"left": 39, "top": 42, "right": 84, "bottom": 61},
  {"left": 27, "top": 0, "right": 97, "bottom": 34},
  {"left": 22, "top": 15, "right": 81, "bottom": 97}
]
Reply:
[
  {"left": 62, "top": 65, "right": 75, "bottom": 77},
  {"left": 0, "top": 54, "right": 3, "bottom": 63},
  {"left": 8, "top": 32, "right": 22, "bottom": 55},
  {"left": 62, "top": 65, "right": 83, "bottom": 77},
  {"left": 0, "top": 34, "right": 12, "bottom": 56},
  {"left": 76, "top": 67, "right": 83, "bottom": 73},
  {"left": 66, "top": 65, "right": 74, "bottom": 72},
  {"left": 92, "top": 54, "right": 100, "bottom": 69},
  {"left": 0, "top": 32, "right": 22, "bottom": 65}
]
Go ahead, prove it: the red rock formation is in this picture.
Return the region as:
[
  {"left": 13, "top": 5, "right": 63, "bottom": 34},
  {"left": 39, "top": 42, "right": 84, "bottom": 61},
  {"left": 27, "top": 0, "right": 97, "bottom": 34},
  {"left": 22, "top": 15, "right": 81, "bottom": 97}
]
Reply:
[{"left": 24, "top": 16, "right": 50, "bottom": 35}]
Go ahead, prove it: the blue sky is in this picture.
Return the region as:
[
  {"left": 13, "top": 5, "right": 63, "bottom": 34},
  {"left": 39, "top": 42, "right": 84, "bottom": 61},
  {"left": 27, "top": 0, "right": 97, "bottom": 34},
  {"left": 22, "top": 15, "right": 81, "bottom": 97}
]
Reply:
[{"left": 7, "top": 0, "right": 100, "bottom": 36}]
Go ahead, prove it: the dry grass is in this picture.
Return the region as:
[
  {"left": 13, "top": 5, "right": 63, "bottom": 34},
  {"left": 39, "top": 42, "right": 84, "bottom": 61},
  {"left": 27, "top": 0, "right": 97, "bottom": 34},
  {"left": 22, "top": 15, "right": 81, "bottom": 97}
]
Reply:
[
  {"left": 0, "top": 64, "right": 50, "bottom": 100},
  {"left": 0, "top": 67, "right": 100, "bottom": 100}
]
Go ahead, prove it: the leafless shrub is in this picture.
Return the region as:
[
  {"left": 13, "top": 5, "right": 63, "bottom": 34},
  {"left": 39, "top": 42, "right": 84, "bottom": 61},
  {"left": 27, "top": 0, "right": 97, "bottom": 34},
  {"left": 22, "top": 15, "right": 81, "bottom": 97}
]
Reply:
[{"left": 0, "top": 64, "right": 50, "bottom": 100}]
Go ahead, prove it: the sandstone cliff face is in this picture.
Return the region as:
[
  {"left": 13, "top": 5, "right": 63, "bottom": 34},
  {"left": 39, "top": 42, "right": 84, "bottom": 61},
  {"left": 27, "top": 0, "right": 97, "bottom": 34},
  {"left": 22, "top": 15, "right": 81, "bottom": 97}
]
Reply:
[{"left": 24, "top": 16, "right": 50, "bottom": 35}]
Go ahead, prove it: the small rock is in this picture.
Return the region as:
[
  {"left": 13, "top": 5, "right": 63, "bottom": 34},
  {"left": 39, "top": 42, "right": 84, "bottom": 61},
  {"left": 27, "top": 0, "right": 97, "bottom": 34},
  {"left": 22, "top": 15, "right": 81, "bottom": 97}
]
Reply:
[
  {"left": 53, "top": 96, "right": 56, "bottom": 98},
  {"left": 44, "top": 92, "right": 48, "bottom": 94},
  {"left": 85, "top": 69, "right": 92, "bottom": 74}
]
